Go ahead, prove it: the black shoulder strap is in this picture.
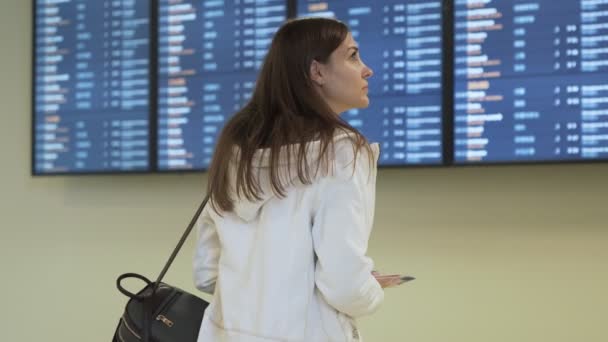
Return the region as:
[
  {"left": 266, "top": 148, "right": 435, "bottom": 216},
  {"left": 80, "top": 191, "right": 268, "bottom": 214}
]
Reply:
[
  {"left": 116, "top": 195, "right": 211, "bottom": 299},
  {"left": 151, "top": 195, "right": 210, "bottom": 293}
]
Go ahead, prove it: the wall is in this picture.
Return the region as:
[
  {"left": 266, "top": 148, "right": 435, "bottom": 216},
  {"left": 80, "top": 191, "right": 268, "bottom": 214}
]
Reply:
[{"left": 1, "top": 1, "right": 607, "bottom": 341}]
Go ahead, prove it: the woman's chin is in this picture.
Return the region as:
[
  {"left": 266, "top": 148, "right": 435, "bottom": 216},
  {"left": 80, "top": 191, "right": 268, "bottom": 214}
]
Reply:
[
  {"left": 359, "top": 97, "right": 370, "bottom": 108},
  {"left": 341, "top": 98, "right": 370, "bottom": 112}
]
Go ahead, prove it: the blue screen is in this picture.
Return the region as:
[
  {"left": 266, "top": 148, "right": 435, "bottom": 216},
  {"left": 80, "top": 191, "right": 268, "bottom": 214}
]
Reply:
[
  {"left": 454, "top": 0, "right": 608, "bottom": 163},
  {"left": 298, "top": 0, "right": 444, "bottom": 165},
  {"left": 33, "top": 0, "right": 151, "bottom": 174},
  {"left": 157, "top": 0, "right": 287, "bottom": 170}
]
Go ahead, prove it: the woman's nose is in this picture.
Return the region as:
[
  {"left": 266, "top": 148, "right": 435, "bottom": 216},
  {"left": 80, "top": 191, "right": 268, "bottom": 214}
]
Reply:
[{"left": 363, "top": 65, "right": 373, "bottom": 79}]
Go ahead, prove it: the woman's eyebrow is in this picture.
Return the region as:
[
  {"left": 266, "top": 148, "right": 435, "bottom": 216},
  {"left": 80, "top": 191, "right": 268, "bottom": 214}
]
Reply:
[{"left": 347, "top": 46, "right": 359, "bottom": 54}]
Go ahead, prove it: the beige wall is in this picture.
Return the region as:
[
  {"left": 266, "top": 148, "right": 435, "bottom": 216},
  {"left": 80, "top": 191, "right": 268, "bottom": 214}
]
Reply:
[{"left": 1, "top": 1, "right": 607, "bottom": 341}]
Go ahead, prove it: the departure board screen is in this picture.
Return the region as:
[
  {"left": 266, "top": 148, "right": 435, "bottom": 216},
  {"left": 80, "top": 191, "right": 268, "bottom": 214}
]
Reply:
[
  {"left": 33, "top": 0, "right": 151, "bottom": 174},
  {"left": 454, "top": 0, "right": 608, "bottom": 164},
  {"left": 157, "top": 0, "right": 286, "bottom": 170},
  {"left": 298, "top": 0, "right": 444, "bottom": 165}
]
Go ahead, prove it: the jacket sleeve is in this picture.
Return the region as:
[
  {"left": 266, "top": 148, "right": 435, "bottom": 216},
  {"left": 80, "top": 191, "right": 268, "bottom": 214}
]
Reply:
[
  {"left": 193, "top": 207, "right": 220, "bottom": 294},
  {"left": 311, "top": 143, "right": 384, "bottom": 318}
]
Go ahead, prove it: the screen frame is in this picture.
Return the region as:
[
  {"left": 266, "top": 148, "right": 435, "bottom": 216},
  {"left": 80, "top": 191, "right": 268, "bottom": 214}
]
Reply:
[
  {"left": 31, "top": 0, "right": 155, "bottom": 176},
  {"left": 448, "top": 0, "right": 608, "bottom": 168}
]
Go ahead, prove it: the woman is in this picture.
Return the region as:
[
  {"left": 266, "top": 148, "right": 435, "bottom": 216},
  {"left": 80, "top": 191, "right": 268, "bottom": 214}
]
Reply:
[{"left": 193, "top": 17, "right": 396, "bottom": 341}]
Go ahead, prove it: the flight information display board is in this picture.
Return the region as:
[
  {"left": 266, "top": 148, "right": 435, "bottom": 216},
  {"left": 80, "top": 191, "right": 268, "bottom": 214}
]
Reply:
[
  {"left": 298, "top": 0, "right": 444, "bottom": 165},
  {"left": 33, "top": 0, "right": 608, "bottom": 175},
  {"left": 157, "top": 0, "right": 287, "bottom": 170},
  {"left": 454, "top": 0, "right": 608, "bottom": 164},
  {"left": 33, "top": 0, "right": 151, "bottom": 174}
]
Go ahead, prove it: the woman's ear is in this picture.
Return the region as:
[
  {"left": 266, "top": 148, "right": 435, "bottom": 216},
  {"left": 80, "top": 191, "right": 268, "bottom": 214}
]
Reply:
[{"left": 309, "top": 60, "right": 325, "bottom": 87}]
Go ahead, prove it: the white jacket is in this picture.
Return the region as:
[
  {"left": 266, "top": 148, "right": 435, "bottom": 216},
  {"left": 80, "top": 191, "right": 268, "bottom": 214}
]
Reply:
[{"left": 193, "top": 133, "right": 384, "bottom": 341}]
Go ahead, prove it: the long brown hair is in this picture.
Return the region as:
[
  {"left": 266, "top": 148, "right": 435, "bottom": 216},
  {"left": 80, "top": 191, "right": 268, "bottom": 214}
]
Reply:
[{"left": 206, "top": 17, "right": 373, "bottom": 213}]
